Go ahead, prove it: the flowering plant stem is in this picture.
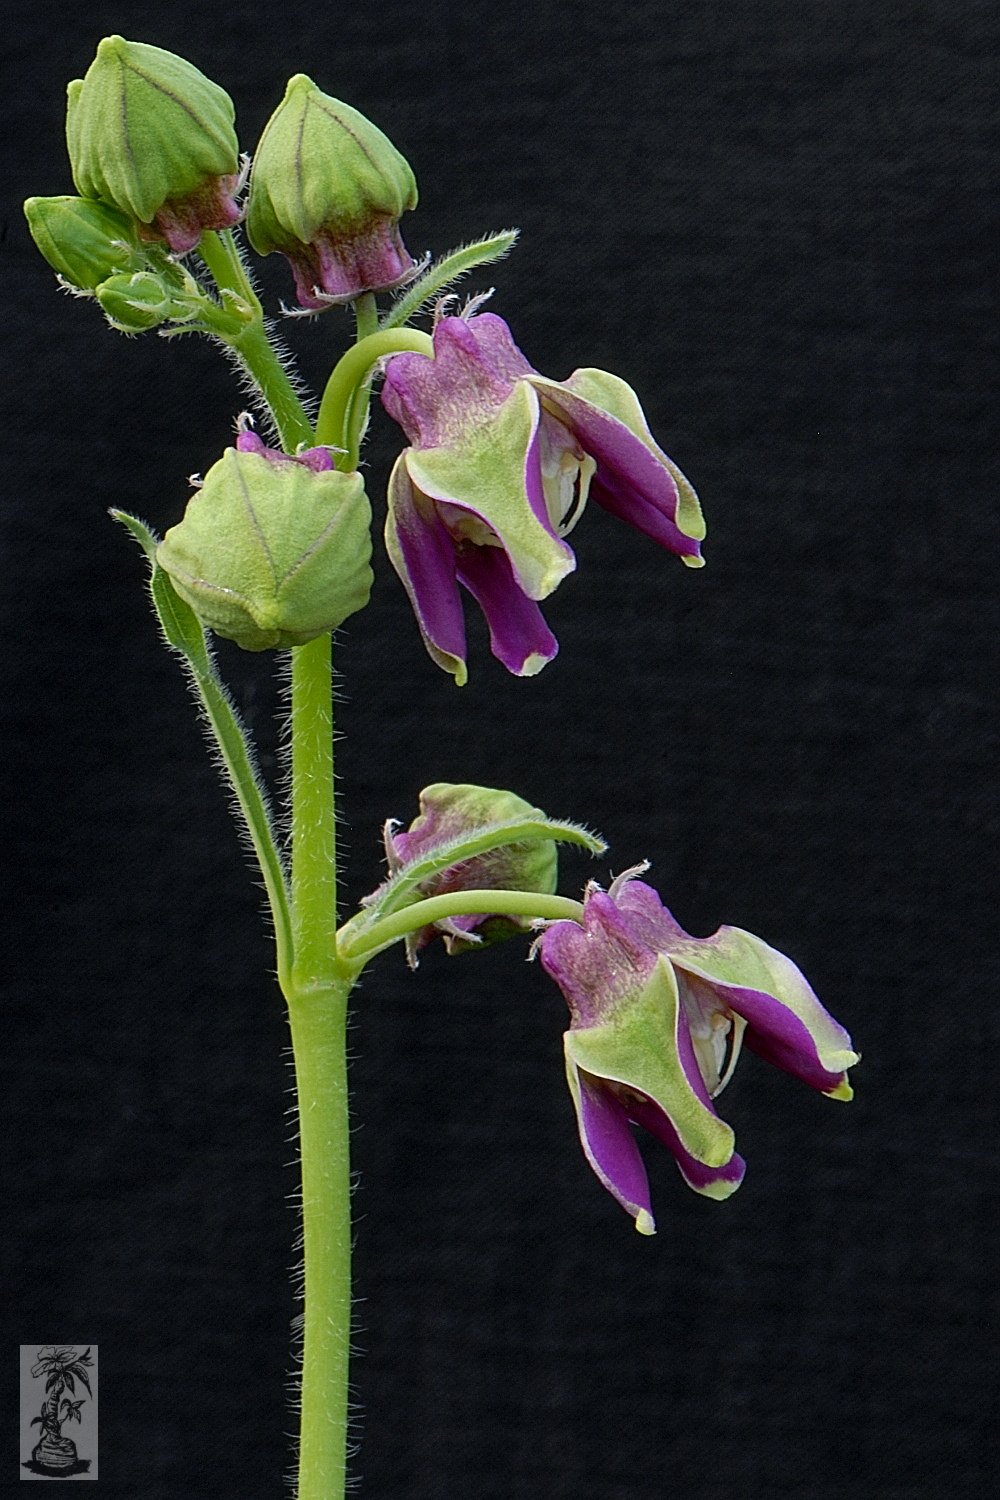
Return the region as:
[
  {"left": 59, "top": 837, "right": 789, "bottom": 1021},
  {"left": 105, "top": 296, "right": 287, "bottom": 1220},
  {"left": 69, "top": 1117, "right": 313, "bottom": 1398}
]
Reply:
[
  {"left": 193, "top": 244, "right": 356, "bottom": 1499},
  {"left": 184, "top": 246, "right": 587, "bottom": 1500}
]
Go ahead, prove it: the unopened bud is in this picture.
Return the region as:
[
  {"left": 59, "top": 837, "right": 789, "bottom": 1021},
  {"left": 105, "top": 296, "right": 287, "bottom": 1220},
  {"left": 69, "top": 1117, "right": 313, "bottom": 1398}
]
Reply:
[
  {"left": 95, "top": 271, "right": 179, "bottom": 331},
  {"left": 66, "top": 36, "right": 241, "bottom": 253},
  {"left": 246, "top": 74, "right": 418, "bottom": 308},
  {"left": 157, "top": 441, "right": 374, "bottom": 650},
  {"left": 24, "top": 195, "right": 143, "bottom": 291},
  {"left": 384, "top": 783, "right": 559, "bottom": 960}
]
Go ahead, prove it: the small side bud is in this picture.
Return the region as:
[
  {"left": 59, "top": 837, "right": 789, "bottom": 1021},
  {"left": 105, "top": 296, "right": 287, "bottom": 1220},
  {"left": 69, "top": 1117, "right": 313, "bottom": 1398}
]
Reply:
[
  {"left": 24, "top": 196, "right": 143, "bottom": 291},
  {"left": 66, "top": 36, "right": 241, "bottom": 253},
  {"left": 246, "top": 74, "right": 418, "bottom": 309},
  {"left": 383, "top": 784, "right": 560, "bottom": 962},
  {"left": 95, "top": 271, "right": 180, "bottom": 331},
  {"left": 157, "top": 441, "right": 374, "bottom": 650}
]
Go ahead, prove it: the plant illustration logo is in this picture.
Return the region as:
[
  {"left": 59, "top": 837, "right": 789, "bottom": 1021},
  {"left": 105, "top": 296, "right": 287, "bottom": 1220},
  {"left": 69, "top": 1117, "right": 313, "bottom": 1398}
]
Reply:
[{"left": 20, "top": 1346, "right": 96, "bottom": 1480}]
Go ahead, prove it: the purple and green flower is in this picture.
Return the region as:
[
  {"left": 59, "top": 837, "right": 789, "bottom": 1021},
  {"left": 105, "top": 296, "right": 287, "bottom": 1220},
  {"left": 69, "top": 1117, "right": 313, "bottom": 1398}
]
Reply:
[
  {"left": 538, "top": 868, "right": 859, "bottom": 1233},
  {"left": 381, "top": 311, "right": 705, "bottom": 683}
]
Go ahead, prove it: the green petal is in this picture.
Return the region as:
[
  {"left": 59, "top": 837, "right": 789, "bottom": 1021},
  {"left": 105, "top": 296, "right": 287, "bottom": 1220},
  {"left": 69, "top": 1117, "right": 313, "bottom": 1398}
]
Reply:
[
  {"left": 404, "top": 382, "right": 575, "bottom": 600},
  {"left": 566, "top": 955, "right": 735, "bottom": 1168}
]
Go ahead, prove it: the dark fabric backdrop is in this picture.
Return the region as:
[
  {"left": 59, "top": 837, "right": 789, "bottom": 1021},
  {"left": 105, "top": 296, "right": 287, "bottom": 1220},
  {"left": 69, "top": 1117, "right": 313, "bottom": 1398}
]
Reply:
[{"left": 3, "top": 2, "right": 996, "bottom": 1496}]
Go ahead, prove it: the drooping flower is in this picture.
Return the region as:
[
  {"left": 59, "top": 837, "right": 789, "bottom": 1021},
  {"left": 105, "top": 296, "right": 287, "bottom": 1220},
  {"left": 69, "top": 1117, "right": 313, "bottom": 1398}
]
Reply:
[
  {"left": 537, "top": 869, "right": 859, "bottom": 1234},
  {"left": 380, "top": 311, "right": 705, "bottom": 684},
  {"left": 246, "top": 74, "right": 418, "bottom": 309}
]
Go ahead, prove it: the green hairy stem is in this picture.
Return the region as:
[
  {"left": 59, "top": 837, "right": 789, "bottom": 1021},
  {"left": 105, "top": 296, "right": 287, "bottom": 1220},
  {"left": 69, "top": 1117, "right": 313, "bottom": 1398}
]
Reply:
[{"left": 341, "top": 890, "right": 586, "bottom": 965}]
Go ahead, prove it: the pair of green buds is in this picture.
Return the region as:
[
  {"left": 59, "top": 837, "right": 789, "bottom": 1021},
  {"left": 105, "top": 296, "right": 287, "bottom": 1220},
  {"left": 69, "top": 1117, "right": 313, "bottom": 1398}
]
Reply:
[{"left": 25, "top": 36, "right": 419, "bottom": 323}]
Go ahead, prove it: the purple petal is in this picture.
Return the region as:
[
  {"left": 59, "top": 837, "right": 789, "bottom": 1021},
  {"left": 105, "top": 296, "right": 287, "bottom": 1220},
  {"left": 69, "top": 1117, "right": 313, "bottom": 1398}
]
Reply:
[
  {"left": 571, "top": 1061, "right": 656, "bottom": 1234},
  {"left": 674, "top": 988, "right": 721, "bottom": 1110},
  {"left": 385, "top": 455, "right": 467, "bottom": 682},
  {"left": 669, "top": 929, "right": 858, "bottom": 1097},
  {"left": 589, "top": 470, "right": 701, "bottom": 560},
  {"left": 288, "top": 217, "right": 416, "bottom": 309},
  {"left": 538, "top": 889, "right": 659, "bottom": 1027},
  {"left": 730, "top": 987, "right": 853, "bottom": 1094},
  {"left": 612, "top": 878, "right": 692, "bottom": 949},
  {"left": 454, "top": 544, "right": 558, "bottom": 675},
  {"left": 627, "top": 1091, "right": 746, "bottom": 1198},
  {"left": 529, "top": 381, "right": 703, "bottom": 561},
  {"left": 382, "top": 313, "right": 535, "bottom": 449},
  {"left": 150, "top": 173, "right": 242, "bottom": 254},
  {"left": 235, "top": 430, "right": 334, "bottom": 471}
]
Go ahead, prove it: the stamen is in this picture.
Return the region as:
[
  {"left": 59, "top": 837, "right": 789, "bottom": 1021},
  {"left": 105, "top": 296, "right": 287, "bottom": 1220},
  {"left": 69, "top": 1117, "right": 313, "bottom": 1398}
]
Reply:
[
  {"left": 712, "top": 1013, "right": 747, "bottom": 1098},
  {"left": 461, "top": 288, "right": 495, "bottom": 319},
  {"left": 432, "top": 294, "right": 459, "bottom": 325},
  {"left": 608, "top": 861, "right": 652, "bottom": 900},
  {"left": 381, "top": 818, "right": 403, "bottom": 876},
  {"left": 557, "top": 452, "right": 596, "bottom": 537}
]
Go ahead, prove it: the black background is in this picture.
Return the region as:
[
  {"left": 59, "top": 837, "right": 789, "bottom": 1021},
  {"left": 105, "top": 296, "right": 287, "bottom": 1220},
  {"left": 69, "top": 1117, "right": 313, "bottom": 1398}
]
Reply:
[{"left": 3, "top": 2, "right": 996, "bottom": 1496}]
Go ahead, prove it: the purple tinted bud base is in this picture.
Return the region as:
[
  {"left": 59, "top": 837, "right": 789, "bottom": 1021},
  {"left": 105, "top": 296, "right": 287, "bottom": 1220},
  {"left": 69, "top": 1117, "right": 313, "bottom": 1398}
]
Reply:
[
  {"left": 141, "top": 173, "right": 243, "bottom": 255},
  {"left": 288, "top": 217, "right": 417, "bottom": 309}
]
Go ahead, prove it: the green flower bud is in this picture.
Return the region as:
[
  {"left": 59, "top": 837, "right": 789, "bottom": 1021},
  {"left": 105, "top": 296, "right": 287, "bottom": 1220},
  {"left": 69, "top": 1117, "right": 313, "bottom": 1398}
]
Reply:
[
  {"left": 157, "top": 436, "right": 374, "bottom": 651},
  {"left": 23, "top": 195, "right": 143, "bottom": 291},
  {"left": 66, "top": 36, "right": 241, "bottom": 253},
  {"left": 95, "top": 271, "right": 179, "bottom": 331},
  {"left": 246, "top": 74, "right": 418, "bottom": 309}
]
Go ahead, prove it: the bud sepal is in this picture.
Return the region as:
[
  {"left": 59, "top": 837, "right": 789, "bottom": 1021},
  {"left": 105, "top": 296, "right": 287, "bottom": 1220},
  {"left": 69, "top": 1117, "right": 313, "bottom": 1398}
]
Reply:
[{"left": 24, "top": 195, "right": 144, "bottom": 292}]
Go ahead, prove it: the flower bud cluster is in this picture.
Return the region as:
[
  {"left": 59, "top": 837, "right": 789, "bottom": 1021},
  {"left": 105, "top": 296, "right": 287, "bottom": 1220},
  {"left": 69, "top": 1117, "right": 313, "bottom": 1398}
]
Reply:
[{"left": 26, "top": 36, "right": 419, "bottom": 325}]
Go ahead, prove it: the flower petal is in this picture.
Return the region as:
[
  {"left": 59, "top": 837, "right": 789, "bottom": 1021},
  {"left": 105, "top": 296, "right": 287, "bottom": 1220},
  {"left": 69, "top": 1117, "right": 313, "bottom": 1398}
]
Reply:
[
  {"left": 527, "top": 369, "right": 705, "bottom": 563},
  {"left": 625, "top": 1091, "right": 746, "bottom": 1200},
  {"left": 455, "top": 543, "right": 558, "bottom": 675},
  {"left": 403, "top": 381, "right": 576, "bottom": 600},
  {"left": 564, "top": 955, "right": 737, "bottom": 1170},
  {"left": 565, "top": 1052, "right": 656, "bottom": 1234},
  {"left": 384, "top": 453, "right": 467, "bottom": 683},
  {"left": 667, "top": 926, "right": 860, "bottom": 1098},
  {"left": 382, "top": 313, "right": 535, "bottom": 448}
]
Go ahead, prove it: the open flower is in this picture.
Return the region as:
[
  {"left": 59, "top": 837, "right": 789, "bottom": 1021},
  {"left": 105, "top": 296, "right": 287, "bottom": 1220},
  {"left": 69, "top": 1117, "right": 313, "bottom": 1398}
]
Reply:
[
  {"left": 381, "top": 311, "right": 705, "bottom": 684},
  {"left": 537, "top": 869, "right": 859, "bottom": 1234}
]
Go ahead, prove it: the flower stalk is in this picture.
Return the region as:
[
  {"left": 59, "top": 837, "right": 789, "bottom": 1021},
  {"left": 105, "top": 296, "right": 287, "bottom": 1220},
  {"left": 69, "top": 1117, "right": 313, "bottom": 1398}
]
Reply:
[
  {"left": 315, "top": 327, "right": 434, "bottom": 453},
  {"left": 340, "top": 889, "right": 586, "bottom": 965}
]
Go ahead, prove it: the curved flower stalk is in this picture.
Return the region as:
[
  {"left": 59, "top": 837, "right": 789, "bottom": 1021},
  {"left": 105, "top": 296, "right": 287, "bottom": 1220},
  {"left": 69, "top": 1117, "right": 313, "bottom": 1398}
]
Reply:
[
  {"left": 341, "top": 782, "right": 605, "bottom": 968},
  {"left": 537, "top": 869, "right": 859, "bottom": 1234},
  {"left": 381, "top": 311, "right": 705, "bottom": 683},
  {"left": 373, "top": 783, "right": 560, "bottom": 963}
]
